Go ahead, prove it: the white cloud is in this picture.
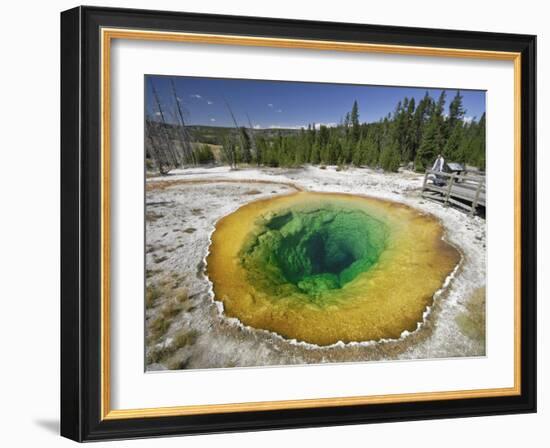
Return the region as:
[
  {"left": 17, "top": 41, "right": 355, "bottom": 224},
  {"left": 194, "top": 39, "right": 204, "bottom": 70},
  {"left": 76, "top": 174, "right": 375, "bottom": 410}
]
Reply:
[
  {"left": 210, "top": 118, "right": 216, "bottom": 122},
  {"left": 314, "top": 122, "right": 338, "bottom": 130},
  {"left": 268, "top": 124, "right": 306, "bottom": 130},
  {"left": 190, "top": 94, "right": 202, "bottom": 99},
  {"left": 253, "top": 124, "right": 261, "bottom": 129},
  {"left": 263, "top": 122, "right": 340, "bottom": 130},
  {"left": 207, "top": 100, "right": 214, "bottom": 105},
  {"left": 154, "top": 111, "right": 161, "bottom": 116},
  {"left": 267, "top": 103, "right": 273, "bottom": 108},
  {"left": 277, "top": 109, "right": 283, "bottom": 113},
  {"left": 463, "top": 115, "right": 474, "bottom": 124}
]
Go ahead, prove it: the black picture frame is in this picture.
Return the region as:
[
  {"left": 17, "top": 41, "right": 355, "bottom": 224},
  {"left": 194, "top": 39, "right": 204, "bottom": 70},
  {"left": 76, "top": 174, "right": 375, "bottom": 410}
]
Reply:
[{"left": 61, "top": 5, "right": 536, "bottom": 442}]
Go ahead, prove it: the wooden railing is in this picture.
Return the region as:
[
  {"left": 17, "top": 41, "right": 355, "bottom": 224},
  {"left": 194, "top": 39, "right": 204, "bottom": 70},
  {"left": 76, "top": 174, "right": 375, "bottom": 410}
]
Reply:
[{"left": 422, "top": 169, "right": 486, "bottom": 216}]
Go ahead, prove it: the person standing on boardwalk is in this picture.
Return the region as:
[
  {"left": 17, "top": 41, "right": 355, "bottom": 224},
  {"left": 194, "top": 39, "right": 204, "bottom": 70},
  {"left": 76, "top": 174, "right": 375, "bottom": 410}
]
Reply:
[
  {"left": 432, "top": 154, "right": 446, "bottom": 185},
  {"left": 432, "top": 154, "right": 445, "bottom": 172}
]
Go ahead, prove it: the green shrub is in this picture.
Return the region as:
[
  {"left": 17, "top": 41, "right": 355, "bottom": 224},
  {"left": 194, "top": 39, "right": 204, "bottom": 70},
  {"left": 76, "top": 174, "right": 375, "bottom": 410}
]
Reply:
[{"left": 196, "top": 144, "right": 215, "bottom": 164}]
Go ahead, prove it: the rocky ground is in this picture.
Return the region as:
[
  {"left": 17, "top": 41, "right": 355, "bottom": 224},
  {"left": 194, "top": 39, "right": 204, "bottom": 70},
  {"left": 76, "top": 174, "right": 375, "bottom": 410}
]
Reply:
[{"left": 144, "top": 165, "right": 486, "bottom": 371}]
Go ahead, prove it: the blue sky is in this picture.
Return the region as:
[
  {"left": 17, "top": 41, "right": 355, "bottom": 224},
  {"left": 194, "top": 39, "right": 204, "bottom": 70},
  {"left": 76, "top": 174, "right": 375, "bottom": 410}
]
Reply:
[{"left": 145, "top": 75, "right": 485, "bottom": 129}]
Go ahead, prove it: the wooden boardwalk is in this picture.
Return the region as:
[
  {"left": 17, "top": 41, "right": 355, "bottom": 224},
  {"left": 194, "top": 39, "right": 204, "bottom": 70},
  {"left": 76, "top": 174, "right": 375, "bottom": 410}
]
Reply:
[{"left": 421, "top": 169, "right": 486, "bottom": 216}]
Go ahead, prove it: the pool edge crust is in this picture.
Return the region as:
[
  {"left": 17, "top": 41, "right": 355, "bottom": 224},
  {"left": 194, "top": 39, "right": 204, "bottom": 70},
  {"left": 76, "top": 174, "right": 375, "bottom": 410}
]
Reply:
[{"left": 207, "top": 191, "right": 461, "bottom": 346}]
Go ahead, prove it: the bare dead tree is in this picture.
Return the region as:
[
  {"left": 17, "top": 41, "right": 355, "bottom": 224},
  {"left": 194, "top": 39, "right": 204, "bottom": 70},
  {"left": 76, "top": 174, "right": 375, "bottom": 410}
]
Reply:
[
  {"left": 245, "top": 113, "right": 258, "bottom": 164},
  {"left": 169, "top": 78, "right": 196, "bottom": 166},
  {"left": 221, "top": 136, "right": 237, "bottom": 169},
  {"left": 223, "top": 97, "right": 247, "bottom": 167},
  {"left": 145, "top": 117, "right": 170, "bottom": 174},
  {"left": 149, "top": 79, "right": 182, "bottom": 172}
]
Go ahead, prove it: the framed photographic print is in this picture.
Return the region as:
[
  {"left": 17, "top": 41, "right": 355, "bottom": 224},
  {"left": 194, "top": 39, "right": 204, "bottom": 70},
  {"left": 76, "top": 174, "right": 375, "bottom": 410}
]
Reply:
[{"left": 60, "top": 6, "right": 536, "bottom": 441}]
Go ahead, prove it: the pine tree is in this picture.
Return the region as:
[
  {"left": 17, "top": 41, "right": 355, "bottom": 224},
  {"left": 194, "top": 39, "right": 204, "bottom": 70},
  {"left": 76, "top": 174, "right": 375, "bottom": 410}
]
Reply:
[
  {"left": 411, "top": 92, "right": 432, "bottom": 161},
  {"left": 343, "top": 112, "right": 351, "bottom": 142},
  {"left": 330, "top": 139, "right": 341, "bottom": 165},
  {"left": 318, "top": 125, "right": 330, "bottom": 148},
  {"left": 379, "top": 139, "right": 400, "bottom": 172},
  {"left": 310, "top": 142, "right": 321, "bottom": 164},
  {"left": 448, "top": 90, "right": 465, "bottom": 132},
  {"left": 392, "top": 100, "right": 406, "bottom": 161},
  {"left": 364, "top": 124, "right": 381, "bottom": 167},
  {"left": 465, "top": 113, "right": 485, "bottom": 169},
  {"left": 294, "top": 128, "right": 307, "bottom": 165},
  {"left": 476, "top": 113, "right": 486, "bottom": 169},
  {"left": 255, "top": 135, "right": 266, "bottom": 166},
  {"left": 350, "top": 100, "right": 360, "bottom": 143},
  {"left": 352, "top": 140, "right": 361, "bottom": 166},
  {"left": 443, "top": 122, "right": 463, "bottom": 161},
  {"left": 352, "top": 134, "right": 365, "bottom": 166},
  {"left": 307, "top": 124, "right": 316, "bottom": 150},
  {"left": 415, "top": 114, "right": 444, "bottom": 171},
  {"left": 403, "top": 97, "right": 416, "bottom": 161},
  {"left": 435, "top": 90, "right": 448, "bottom": 146}
]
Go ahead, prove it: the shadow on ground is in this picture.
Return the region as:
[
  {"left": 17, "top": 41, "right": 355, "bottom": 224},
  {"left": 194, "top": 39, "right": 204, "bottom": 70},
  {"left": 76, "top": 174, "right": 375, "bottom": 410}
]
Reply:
[{"left": 34, "top": 419, "right": 59, "bottom": 435}]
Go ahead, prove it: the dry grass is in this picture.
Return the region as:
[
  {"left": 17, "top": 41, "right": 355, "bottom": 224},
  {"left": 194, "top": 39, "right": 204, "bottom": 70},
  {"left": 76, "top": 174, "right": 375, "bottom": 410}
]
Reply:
[
  {"left": 455, "top": 287, "right": 486, "bottom": 342},
  {"left": 145, "top": 211, "right": 164, "bottom": 222},
  {"left": 149, "top": 317, "right": 171, "bottom": 342},
  {"left": 147, "top": 328, "right": 199, "bottom": 366},
  {"left": 146, "top": 282, "right": 190, "bottom": 342},
  {"left": 146, "top": 244, "right": 161, "bottom": 254},
  {"left": 153, "top": 255, "right": 168, "bottom": 263},
  {"left": 145, "top": 284, "right": 162, "bottom": 308},
  {"left": 146, "top": 344, "right": 174, "bottom": 364},
  {"left": 145, "top": 268, "right": 161, "bottom": 279},
  {"left": 164, "top": 357, "right": 192, "bottom": 370}
]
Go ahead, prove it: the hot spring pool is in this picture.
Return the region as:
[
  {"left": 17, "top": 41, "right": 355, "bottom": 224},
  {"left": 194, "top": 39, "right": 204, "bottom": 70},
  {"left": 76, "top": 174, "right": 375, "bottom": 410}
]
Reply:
[{"left": 207, "top": 192, "right": 460, "bottom": 345}]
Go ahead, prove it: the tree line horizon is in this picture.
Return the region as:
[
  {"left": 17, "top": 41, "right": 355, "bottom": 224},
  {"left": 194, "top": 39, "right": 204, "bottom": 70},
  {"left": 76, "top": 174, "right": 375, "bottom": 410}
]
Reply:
[{"left": 146, "top": 81, "right": 486, "bottom": 174}]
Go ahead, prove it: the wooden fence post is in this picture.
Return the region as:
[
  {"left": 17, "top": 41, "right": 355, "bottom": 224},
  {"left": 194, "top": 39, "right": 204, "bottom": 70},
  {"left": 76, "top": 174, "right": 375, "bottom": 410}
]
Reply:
[
  {"left": 422, "top": 171, "right": 429, "bottom": 197},
  {"left": 444, "top": 174, "right": 455, "bottom": 206},
  {"left": 470, "top": 179, "right": 485, "bottom": 216}
]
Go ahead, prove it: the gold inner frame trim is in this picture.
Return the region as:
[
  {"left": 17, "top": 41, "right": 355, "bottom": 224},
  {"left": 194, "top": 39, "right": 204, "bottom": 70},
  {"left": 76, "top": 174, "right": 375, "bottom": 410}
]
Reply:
[{"left": 100, "top": 27, "right": 522, "bottom": 420}]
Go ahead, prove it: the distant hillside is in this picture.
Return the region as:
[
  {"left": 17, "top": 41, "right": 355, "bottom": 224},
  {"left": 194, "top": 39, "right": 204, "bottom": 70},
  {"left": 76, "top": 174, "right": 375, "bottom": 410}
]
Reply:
[
  {"left": 147, "top": 122, "right": 302, "bottom": 147},
  {"left": 186, "top": 124, "right": 302, "bottom": 145},
  {"left": 146, "top": 91, "right": 485, "bottom": 173}
]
